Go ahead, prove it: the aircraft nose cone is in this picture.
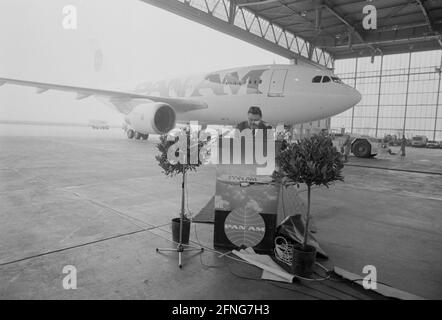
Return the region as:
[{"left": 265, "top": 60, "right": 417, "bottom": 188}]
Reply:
[
  {"left": 351, "top": 88, "right": 362, "bottom": 106},
  {"left": 337, "top": 87, "right": 362, "bottom": 114}
]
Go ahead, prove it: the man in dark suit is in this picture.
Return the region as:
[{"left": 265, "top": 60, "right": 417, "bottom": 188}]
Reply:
[{"left": 236, "top": 106, "right": 272, "bottom": 134}]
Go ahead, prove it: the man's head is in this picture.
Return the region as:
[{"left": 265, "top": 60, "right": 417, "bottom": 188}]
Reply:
[{"left": 247, "top": 106, "right": 262, "bottom": 128}]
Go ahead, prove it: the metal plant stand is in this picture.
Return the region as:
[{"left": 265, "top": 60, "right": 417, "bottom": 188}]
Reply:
[{"left": 156, "top": 172, "right": 204, "bottom": 268}]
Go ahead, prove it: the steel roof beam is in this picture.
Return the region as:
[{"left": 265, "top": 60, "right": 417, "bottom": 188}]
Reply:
[
  {"left": 253, "top": 1, "right": 310, "bottom": 14},
  {"left": 324, "top": 34, "right": 442, "bottom": 50},
  {"left": 323, "top": 15, "right": 442, "bottom": 33},
  {"left": 229, "top": 0, "right": 237, "bottom": 23},
  {"left": 237, "top": 0, "right": 280, "bottom": 7},
  {"left": 299, "top": 1, "right": 412, "bottom": 17},
  {"left": 416, "top": 0, "right": 435, "bottom": 31},
  {"left": 416, "top": 0, "right": 442, "bottom": 48}
]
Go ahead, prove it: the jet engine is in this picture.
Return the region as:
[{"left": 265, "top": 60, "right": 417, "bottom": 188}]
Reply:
[{"left": 124, "top": 102, "right": 176, "bottom": 135}]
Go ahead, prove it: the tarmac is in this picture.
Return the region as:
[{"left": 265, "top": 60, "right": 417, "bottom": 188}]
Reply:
[{"left": 0, "top": 124, "right": 441, "bottom": 299}]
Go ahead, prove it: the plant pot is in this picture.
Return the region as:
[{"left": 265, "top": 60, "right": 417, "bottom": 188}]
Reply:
[
  {"left": 291, "top": 244, "right": 317, "bottom": 277},
  {"left": 171, "top": 217, "right": 191, "bottom": 244}
]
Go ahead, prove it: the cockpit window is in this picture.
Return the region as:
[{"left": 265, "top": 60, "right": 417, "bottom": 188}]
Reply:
[
  {"left": 332, "top": 77, "right": 343, "bottom": 84},
  {"left": 312, "top": 76, "right": 322, "bottom": 83},
  {"left": 322, "top": 76, "right": 331, "bottom": 83}
]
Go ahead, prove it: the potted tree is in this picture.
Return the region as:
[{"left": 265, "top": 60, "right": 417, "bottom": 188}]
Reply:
[
  {"left": 275, "top": 133, "right": 344, "bottom": 276},
  {"left": 155, "top": 129, "right": 208, "bottom": 268}
]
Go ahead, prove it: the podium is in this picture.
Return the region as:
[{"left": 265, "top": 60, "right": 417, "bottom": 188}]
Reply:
[
  {"left": 214, "top": 165, "right": 279, "bottom": 254},
  {"left": 210, "top": 133, "right": 290, "bottom": 254}
]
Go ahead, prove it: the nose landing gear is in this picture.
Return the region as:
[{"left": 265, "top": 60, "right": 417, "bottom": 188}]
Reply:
[
  {"left": 126, "top": 129, "right": 149, "bottom": 141},
  {"left": 126, "top": 129, "right": 135, "bottom": 139}
]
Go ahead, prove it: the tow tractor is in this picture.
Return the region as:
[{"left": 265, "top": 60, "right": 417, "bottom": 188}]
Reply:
[{"left": 335, "top": 134, "right": 380, "bottom": 158}]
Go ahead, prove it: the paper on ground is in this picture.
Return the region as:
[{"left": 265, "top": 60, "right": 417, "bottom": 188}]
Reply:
[
  {"left": 334, "top": 266, "right": 426, "bottom": 300},
  {"left": 232, "top": 248, "right": 294, "bottom": 283}
]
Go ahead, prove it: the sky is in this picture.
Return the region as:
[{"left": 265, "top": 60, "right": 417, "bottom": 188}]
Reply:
[{"left": 0, "top": 0, "right": 288, "bottom": 125}]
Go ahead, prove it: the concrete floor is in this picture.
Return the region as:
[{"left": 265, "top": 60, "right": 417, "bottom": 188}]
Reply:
[{"left": 0, "top": 124, "right": 441, "bottom": 299}]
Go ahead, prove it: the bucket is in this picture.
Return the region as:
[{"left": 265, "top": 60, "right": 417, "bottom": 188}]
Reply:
[
  {"left": 171, "top": 218, "right": 191, "bottom": 244},
  {"left": 292, "top": 244, "right": 317, "bottom": 277}
]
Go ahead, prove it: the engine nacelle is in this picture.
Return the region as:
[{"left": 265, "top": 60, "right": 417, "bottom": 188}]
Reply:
[{"left": 125, "top": 102, "right": 176, "bottom": 135}]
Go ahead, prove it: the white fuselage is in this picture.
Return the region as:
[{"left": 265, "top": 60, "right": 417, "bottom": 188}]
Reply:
[{"left": 130, "top": 64, "right": 361, "bottom": 126}]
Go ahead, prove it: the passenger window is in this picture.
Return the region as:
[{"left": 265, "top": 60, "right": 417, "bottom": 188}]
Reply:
[
  {"left": 322, "top": 76, "right": 331, "bottom": 83},
  {"left": 312, "top": 76, "right": 322, "bottom": 83}
]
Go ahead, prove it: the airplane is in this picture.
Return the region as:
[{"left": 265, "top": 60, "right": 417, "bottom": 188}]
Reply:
[{"left": 0, "top": 64, "right": 361, "bottom": 139}]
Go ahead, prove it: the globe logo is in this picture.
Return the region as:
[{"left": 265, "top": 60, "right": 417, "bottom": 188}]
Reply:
[{"left": 224, "top": 208, "right": 266, "bottom": 248}]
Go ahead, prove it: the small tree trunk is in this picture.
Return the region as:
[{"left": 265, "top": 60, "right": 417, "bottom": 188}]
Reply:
[
  {"left": 179, "top": 171, "right": 186, "bottom": 245},
  {"left": 303, "top": 185, "right": 311, "bottom": 251}
]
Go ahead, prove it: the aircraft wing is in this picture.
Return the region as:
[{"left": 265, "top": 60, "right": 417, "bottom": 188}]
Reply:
[{"left": 0, "top": 77, "right": 208, "bottom": 113}]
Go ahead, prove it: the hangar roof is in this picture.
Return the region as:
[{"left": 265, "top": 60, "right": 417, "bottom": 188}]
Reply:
[
  {"left": 241, "top": 0, "right": 442, "bottom": 59},
  {"left": 142, "top": 0, "right": 442, "bottom": 66}
]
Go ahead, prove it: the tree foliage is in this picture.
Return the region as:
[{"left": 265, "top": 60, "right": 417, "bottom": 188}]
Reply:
[
  {"left": 275, "top": 134, "right": 344, "bottom": 188},
  {"left": 155, "top": 130, "right": 207, "bottom": 177}
]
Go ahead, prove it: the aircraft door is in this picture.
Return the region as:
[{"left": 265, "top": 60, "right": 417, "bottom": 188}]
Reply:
[{"left": 268, "top": 69, "right": 287, "bottom": 97}]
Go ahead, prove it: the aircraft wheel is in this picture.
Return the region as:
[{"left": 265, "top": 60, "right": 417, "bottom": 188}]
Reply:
[
  {"left": 353, "top": 139, "right": 371, "bottom": 158},
  {"left": 127, "top": 129, "right": 135, "bottom": 139},
  {"left": 142, "top": 134, "right": 149, "bottom": 140},
  {"left": 134, "top": 132, "right": 142, "bottom": 140}
]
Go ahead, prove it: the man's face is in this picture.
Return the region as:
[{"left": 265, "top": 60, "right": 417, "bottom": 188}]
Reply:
[{"left": 248, "top": 113, "right": 262, "bottom": 128}]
